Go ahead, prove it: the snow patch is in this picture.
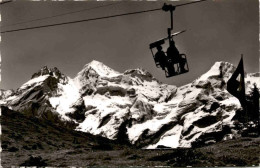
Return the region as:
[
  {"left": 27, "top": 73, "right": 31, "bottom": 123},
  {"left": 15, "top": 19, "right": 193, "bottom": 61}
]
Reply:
[
  {"left": 20, "top": 75, "right": 49, "bottom": 90},
  {"left": 49, "top": 78, "right": 80, "bottom": 119},
  {"left": 81, "top": 60, "right": 121, "bottom": 78},
  {"left": 146, "top": 125, "right": 183, "bottom": 149}
]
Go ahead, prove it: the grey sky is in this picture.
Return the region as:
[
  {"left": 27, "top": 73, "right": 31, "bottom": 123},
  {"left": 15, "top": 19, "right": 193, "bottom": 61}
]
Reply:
[{"left": 0, "top": 0, "right": 259, "bottom": 90}]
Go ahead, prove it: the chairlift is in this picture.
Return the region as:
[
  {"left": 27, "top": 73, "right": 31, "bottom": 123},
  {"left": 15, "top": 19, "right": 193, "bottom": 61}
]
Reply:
[
  {"left": 149, "top": 37, "right": 189, "bottom": 78},
  {"left": 149, "top": 3, "right": 189, "bottom": 78}
]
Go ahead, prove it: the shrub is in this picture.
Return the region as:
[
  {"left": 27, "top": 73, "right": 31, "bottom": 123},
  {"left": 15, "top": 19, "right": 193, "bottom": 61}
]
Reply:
[
  {"left": 20, "top": 156, "right": 47, "bottom": 167},
  {"left": 8, "top": 146, "right": 19, "bottom": 152}
]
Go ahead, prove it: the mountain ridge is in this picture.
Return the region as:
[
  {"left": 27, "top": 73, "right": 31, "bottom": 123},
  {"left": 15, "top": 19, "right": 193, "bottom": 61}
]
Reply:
[{"left": 1, "top": 60, "right": 259, "bottom": 148}]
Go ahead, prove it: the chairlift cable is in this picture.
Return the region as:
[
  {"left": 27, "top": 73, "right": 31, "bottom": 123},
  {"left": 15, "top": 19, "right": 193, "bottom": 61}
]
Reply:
[
  {"left": 175, "top": 0, "right": 207, "bottom": 7},
  {"left": 1, "top": 1, "right": 123, "bottom": 28},
  {"left": 1, "top": 0, "right": 208, "bottom": 34},
  {"left": 1, "top": 8, "right": 160, "bottom": 33}
]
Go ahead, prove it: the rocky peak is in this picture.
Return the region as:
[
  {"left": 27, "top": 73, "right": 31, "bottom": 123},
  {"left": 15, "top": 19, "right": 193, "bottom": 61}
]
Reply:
[
  {"left": 123, "top": 68, "right": 158, "bottom": 82},
  {"left": 31, "top": 66, "right": 68, "bottom": 84},
  {"left": 73, "top": 60, "right": 122, "bottom": 93},
  {"left": 198, "top": 61, "right": 236, "bottom": 82},
  {"left": 79, "top": 60, "right": 121, "bottom": 78}
]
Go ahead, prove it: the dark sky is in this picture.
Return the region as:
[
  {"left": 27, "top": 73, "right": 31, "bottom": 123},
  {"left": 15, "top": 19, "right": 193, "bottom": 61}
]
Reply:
[{"left": 0, "top": 0, "right": 259, "bottom": 90}]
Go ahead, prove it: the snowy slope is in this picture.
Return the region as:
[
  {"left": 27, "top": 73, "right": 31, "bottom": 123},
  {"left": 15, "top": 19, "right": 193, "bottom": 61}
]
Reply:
[
  {"left": 126, "top": 62, "right": 241, "bottom": 148},
  {"left": 71, "top": 60, "right": 177, "bottom": 140},
  {"left": 245, "top": 72, "right": 260, "bottom": 94},
  {"left": 0, "top": 66, "right": 77, "bottom": 127},
  {"left": 1, "top": 60, "right": 258, "bottom": 148}
]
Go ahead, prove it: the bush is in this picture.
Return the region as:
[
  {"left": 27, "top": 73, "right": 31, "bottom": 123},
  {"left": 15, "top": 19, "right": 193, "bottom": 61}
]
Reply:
[
  {"left": 91, "top": 143, "right": 113, "bottom": 150},
  {"left": 221, "top": 155, "right": 247, "bottom": 166},
  {"left": 127, "top": 154, "right": 141, "bottom": 160},
  {"left": 20, "top": 156, "right": 47, "bottom": 167},
  {"left": 8, "top": 146, "right": 19, "bottom": 152},
  {"left": 148, "top": 149, "right": 207, "bottom": 166},
  {"left": 120, "top": 148, "right": 134, "bottom": 157},
  {"left": 1, "top": 144, "right": 8, "bottom": 149}
]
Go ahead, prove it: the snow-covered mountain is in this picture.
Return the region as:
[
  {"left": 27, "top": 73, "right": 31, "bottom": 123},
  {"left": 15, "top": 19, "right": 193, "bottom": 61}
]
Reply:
[{"left": 1, "top": 60, "right": 259, "bottom": 148}]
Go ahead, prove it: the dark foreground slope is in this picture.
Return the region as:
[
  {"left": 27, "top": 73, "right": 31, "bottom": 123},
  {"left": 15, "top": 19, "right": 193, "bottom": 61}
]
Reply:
[
  {"left": 1, "top": 106, "right": 259, "bottom": 167},
  {"left": 1, "top": 106, "right": 130, "bottom": 167}
]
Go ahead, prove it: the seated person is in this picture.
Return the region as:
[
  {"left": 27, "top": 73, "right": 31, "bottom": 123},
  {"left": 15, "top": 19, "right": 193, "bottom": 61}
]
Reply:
[
  {"left": 155, "top": 45, "right": 168, "bottom": 70},
  {"left": 167, "top": 40, "right": 187, "bottom": 73}
]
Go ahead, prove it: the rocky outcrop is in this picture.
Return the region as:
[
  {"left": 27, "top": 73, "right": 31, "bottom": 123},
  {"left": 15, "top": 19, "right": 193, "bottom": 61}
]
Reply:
[
  {"left": 1, "top": 66, "right": 77, "bottom": 129},
  {"left": 31, "top": 66, "right": 68, "bottom": 84},
  {"left": 0, "top": 89, "right": 14, "bottom": 100}
]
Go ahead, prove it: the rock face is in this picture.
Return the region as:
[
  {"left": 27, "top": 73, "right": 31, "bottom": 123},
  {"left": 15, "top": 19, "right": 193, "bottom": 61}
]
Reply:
[
  {"left": 0, "top": 89, "right": 14, "bottom": 100},
  {"left": 1, "top": 61, "right": 259, "bottom": 148},
  {"left": 2, "top": 66, "right": 76, "bottom": 128}
]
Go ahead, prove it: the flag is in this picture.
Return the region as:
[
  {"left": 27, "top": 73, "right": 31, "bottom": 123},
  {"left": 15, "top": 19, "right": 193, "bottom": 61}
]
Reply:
[{"left": 227, "top": 57, "right": 246, "bottom": 106}]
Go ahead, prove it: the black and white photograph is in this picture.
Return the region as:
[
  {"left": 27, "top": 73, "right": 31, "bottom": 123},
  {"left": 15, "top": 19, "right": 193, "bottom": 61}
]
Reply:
[{"left": 0, "top": 0, "right": 259, "bottom": 167}]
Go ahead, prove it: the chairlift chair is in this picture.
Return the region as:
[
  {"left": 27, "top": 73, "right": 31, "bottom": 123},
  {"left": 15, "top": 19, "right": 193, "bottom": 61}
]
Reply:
[
  {"left": 150, "top": 38, "right": 189, "bottom": 77},
  {"left": 149, "top": 38, "right": 189, "bottom": 77},
  {"left": 149, "top": 3, "right": 190, "bottom": 78},
  {"left": 165, "top": 54, "right": 189, "bottom": 78}
]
